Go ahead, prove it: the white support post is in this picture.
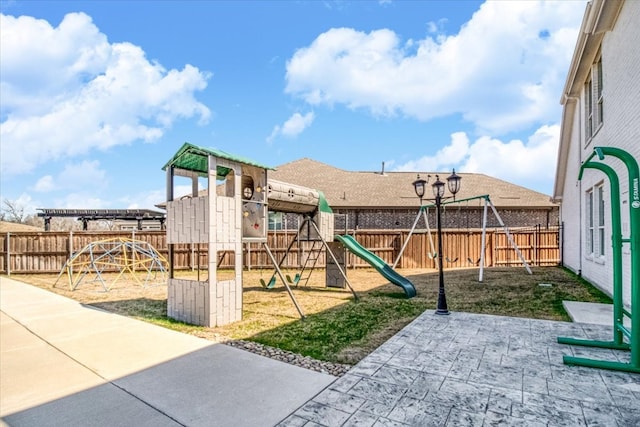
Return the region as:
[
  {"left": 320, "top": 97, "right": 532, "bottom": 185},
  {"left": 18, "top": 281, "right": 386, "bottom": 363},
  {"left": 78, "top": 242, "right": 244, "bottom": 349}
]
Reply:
[
  {"left": 68, "top": 231, "right": 73, "bottom": 278},
  {"left": 424, "top": 208, "right": 436, "bottom": 260},
  {"left": 393, "top": 208, "right": 423, "bottom": 268},
  {"left": 487, "top": 197, "right": 532, "bottom": 274},
  {"left": 479, "top": 197, "right": 488, "bottom": 282},
  {"left": 393, "top": 207, "right": 435, "bottom": 269}
]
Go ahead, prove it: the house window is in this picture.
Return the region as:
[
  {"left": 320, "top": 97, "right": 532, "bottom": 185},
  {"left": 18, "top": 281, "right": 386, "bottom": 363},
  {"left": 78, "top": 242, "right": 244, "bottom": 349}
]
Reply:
[
  {"left": 585, "top": 53, "right": 603, "bottom": 141},
  {"left": 586, "top": 189, "right": 594, "bottom": 255},
  {"left": 597, "top": 185, "right": 605, "bottom": 257},
  {"left": 596, "top": 57, "right": 603, "bottom": 125},
  {"left": 268, "top": 212, "right": 283, "bottom": 230},
  {"left": 585, "top": 77, "right": 593, "bottom": 138}
]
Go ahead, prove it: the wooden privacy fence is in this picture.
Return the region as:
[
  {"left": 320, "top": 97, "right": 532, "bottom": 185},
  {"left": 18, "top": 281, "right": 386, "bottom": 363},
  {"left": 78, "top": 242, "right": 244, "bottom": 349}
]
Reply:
[{"left": 0, "top": 226, "right": 560, "bottom": 275}]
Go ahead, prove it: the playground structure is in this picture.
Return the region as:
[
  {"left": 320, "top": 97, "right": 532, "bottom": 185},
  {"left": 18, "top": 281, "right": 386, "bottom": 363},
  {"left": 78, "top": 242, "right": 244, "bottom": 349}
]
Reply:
[
  {"left": 258, "top": 211, "right": 348, "bottom": 290},
  {"left": 261, "top": 213, "right": 418, "bottom": 302},
  {"left": 55, "top": 237, "right": 168, "bottom": 291},
  {"left": 258, "top": 180, "right": 359, "bottom": 319},
  {"left": 164, "top": 143, "right": 270, "bottom": 327},
  {"left": 393, "top": 194, "right": 532, "bottom": 282},
  {"left": 557, "top": 147, "right": 639, "bottom": 373},
  {"left": 163, "top": 143, "right": 418, "bottom": 327}
]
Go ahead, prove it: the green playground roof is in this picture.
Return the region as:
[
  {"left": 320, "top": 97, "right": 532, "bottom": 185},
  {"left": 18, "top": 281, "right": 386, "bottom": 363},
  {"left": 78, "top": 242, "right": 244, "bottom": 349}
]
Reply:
[{"left": 162, "top": 142, "right": 273, "bottom": 178}]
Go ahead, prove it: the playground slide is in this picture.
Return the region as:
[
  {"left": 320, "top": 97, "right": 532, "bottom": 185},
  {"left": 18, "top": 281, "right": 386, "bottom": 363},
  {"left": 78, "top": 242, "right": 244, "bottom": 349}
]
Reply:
[{"left": 335, "top": 235, "right": 416, "bottom": 298}]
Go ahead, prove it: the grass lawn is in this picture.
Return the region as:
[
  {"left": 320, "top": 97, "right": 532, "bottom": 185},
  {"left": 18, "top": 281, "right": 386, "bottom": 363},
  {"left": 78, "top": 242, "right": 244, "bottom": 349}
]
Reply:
[{"left": 9, "top": 266, "right": 611, "bottom": 365}]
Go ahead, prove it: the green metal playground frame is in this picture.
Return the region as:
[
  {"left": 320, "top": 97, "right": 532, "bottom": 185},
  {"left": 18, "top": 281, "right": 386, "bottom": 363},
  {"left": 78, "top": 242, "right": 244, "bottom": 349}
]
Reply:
[{"left": 557, "top": 147, "right": 639, "bottom": 374}]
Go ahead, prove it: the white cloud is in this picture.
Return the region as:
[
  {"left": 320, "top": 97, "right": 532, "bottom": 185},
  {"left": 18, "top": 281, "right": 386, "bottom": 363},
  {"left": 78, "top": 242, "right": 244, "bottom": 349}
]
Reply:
[
  {"left": 123, "top": 189, "right": 165, "bottom": 210},
  {"left": 55, "top": 192, "right": 110, "bottom": 210},
  {"left": 393, "top": 124, "right": 560, "bottom": 194},
  {"left": 0, "top": 12, "right": 211, "bottom": 176},
  {"left": 123, "top": 184, "right": 193, "bottom": 210},
  {"left": 393, "top": 132, "right": 470, "bottom": 172},
  {"left": 31, "top": 160, "right": 107, "bottom": 192},
  {"left": 285, "top": 1, "right": 586, "bottom": 134},
  {"left": 33, "top": 175, "right": 55, "bottom": 192},
  {"left": 13, "top": 192, "right": 38, "bottom": 215},
  {"left": 266, "top": 112, "right": 315, "bottom": 144},
  {"left": 462, "top": 125, "right": 559, "bottom": 186},
  {"left": 426, "top": 18, "right": 447, "bottom": 34},
  {"left": 282, "top": 112, "right": 315, "bottom": 137},
  {"left": 58, "top": 160, "right": 107, "bottom": 189}
]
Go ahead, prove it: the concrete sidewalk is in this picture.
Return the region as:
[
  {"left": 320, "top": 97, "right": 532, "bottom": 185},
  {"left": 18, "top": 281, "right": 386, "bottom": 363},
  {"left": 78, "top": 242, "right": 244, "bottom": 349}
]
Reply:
[{"left": 0, "top": 276, "right": 335, "bottom": 427}]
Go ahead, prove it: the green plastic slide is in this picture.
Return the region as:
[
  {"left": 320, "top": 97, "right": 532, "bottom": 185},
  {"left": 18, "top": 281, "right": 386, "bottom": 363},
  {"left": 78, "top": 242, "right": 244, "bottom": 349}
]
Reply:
[{"left": 335, "top": 235, "right": 416, "bottom": 298}]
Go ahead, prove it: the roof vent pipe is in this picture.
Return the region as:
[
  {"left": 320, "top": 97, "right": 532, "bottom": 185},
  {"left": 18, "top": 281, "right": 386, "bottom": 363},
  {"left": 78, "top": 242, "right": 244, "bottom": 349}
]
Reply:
[{"left": 381, "top": 161, "right": 385, "bottom": 175}]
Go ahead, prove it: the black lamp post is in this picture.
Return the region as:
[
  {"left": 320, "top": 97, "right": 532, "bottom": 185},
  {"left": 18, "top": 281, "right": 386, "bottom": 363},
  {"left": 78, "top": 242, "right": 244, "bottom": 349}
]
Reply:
[{"left": 413, "top": 170, "right": 461, "bottom": 315}]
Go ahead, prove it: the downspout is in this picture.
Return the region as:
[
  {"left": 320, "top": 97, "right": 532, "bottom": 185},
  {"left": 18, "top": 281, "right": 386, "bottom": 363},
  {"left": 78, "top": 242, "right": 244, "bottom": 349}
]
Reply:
[
  {"left": 561, "top": 94, "right": 582, "bottom": 274},
  {"left": 571, "top": 95, "right": 584, "bottom": 276}
]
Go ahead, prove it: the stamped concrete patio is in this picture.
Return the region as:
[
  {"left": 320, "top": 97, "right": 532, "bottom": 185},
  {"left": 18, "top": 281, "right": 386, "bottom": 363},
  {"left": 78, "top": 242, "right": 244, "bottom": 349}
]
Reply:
[{"left": 280, "top": 311, "right": 640, "bottom": 427}]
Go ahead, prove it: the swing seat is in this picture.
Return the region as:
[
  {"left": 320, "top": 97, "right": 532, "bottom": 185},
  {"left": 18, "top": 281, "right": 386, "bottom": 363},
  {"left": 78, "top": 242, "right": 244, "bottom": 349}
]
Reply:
[
  {"left": 286, "top": 273, "right": 301, "bottom": 285},
  {"left": 445, "top": 256, "right": 459, "bottom": 263},
  {"left": 428, "top": 252, "right": 438, "bottom": 259},
  {"left": 467, "top": 257, "right": 481, "bottom": 266},
  {"left": 260, "top": 276, "right": 277, "bottom": 289}
]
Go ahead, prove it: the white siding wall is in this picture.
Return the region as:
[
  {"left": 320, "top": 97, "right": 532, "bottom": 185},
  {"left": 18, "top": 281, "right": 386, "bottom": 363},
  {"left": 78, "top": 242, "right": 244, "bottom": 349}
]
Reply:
[
  {"left": 596, "top": 0, "right": 640, "bottom": 308},
  {"left": 563, "top": 0, "right": 640, "bottom": 307},
  {"left": 560, "top": 106, "right": 584, "bottom": 275}
]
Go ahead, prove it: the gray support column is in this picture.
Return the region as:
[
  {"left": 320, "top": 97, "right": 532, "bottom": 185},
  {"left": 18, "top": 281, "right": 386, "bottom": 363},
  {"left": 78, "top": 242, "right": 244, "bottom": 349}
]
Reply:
[
  {"left": 326, "top": 241, "right": 346, "bottom": 288},
  {"left": 166, "top": 165, "right": 174, "bottom": 278}
]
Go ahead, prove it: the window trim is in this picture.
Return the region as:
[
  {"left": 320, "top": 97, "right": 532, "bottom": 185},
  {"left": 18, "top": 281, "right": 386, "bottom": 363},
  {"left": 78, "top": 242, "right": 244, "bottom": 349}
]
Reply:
[
  {"left": 596, "top": 56, "right": 603, "bottom": 126},
  {"left": 597, "top": 184, "right": 605, "bottom": 257},
  {"left": 268, "top": 211, "right": 284, "bottom": 231},
  {"left": 585, "top": 76, "right": 593, "bottom": 140},
  {"left": 584, "top": 183, "right": 607, "bottom": 262},
  {"left": 586, "top": 189, "right": 594, "bottom": 256},
  {"left": 584, "top": 52, "right": 604, "bottom": 144}
]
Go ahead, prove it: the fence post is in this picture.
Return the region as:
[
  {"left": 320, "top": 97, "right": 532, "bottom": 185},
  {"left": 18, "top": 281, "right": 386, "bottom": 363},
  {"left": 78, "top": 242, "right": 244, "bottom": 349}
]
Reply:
[
  {"left": 490, "top": 231, "right": 495, "bottom": 267},
  {"left": 68, "top": 231, "right": 73, "bottom": 276},
  {"left": 131, "top": 229, "right": 136, "bottom": 272},
  {"left": 560, "top": 222, "right": 564, "bottom": 267},
  {"left": 534, "top": 224, "right": 539, "bottom": 267},
  {"left": 6, "top": 232, "right": 10, "bottom": 276}
]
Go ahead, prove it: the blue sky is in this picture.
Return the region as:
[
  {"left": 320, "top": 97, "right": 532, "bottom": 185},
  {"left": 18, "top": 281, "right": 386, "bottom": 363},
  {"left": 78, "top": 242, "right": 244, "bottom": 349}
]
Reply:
[{"left": 1, "top": 0, "right": 588, "bottom": 214}]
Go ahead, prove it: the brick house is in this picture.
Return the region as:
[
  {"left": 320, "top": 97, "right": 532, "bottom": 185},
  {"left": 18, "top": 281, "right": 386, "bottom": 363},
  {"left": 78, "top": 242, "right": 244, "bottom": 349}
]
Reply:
[
  {"left": 552, "top": 0, "right": 639, "bottom": 304},
  {"left": 270, "top": 158, "right": 558, "bottom": 231}
]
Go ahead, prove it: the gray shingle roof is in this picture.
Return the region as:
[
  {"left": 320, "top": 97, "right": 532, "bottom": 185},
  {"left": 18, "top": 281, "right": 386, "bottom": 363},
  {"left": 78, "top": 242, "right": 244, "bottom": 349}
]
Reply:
[{"left": 269, "top": 158, "right": 556, "bottom": 209}]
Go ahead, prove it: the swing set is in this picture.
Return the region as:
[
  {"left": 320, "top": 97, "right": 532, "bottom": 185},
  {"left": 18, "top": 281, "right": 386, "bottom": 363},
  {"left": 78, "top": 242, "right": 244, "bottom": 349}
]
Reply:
[{"left": 393, "top": 194, "right": 532, "bottom": 281}]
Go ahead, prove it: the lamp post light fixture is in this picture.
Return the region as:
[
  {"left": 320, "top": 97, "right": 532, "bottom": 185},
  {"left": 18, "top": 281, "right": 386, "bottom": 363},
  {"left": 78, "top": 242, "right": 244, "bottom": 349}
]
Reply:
[{"left": 413, "top": 170, "right": 462, "bottom": 315}]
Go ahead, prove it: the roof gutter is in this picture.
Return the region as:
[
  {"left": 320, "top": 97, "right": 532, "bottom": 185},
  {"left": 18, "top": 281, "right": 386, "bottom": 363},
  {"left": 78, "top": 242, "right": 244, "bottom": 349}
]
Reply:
[
  {"left": 552, "top": 97, "right": 579, "bottom": 203},
  {"left": 553, "top": 0, "right": 624, "bottom": 202},
  {"left": 560, "top": 0, "right": 623, "bottom": 102}
]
